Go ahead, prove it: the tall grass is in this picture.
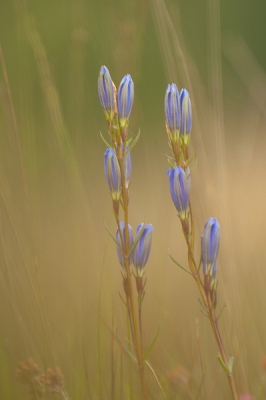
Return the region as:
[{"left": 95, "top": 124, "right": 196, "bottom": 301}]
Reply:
[{"left": 0, "top": 0, "right": 266, "bottom": 399}]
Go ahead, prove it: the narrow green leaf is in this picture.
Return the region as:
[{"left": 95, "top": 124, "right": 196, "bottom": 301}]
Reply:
[
  {"left": 217, "top": 304, "right": 226, "bottom": 321},
  {"left": 128, "top": 129, "right": 141, "bottom": 152},
  {"left": 99, "top": 131, "right": 111, "bottom": 148},
  {"left": 119, "top": 292, "right": 127, "bottom": 308},
  {"left": 217, "top": 354, "right": 229, "bottom": 374},
  {"left": 169, "top": 253, "right": 192, "bottom": 275},
  {"left": 198, "top": 298, "right": 209, "bottom": 312},
  {"left": 167, "top": 156, "right": 175, "bottom": 169},
  {"left": 143, "top": 321, "right": 160, "bottom": 361},
  {"left": 115, "top": 331, "right": 137, "bottom": 364},
  {"left": 104, "top": 221, "right": 121, "bottom": 249},
  {"left": 228, "top": 356, "right": 234, "bottom": 374},
  {"left": 199, "top": 309, "right": 209, "bottom": 318},
  {"left": 188, "top": 152, "right": 198, "bottom": 173},
  {"left": 145, "top": 360, "right": 167, "bottom": 398}
]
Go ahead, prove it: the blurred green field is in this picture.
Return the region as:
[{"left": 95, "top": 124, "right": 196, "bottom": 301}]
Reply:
[{"left": 0, "top": 0, "right": 266, "bottom": 399}]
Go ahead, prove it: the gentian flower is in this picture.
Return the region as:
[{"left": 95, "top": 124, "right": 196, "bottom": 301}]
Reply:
[
  {"left": 133, "top": 223, "right": 153, "bottom": 276},
  {"left": 164, "top": 83, "right": 180, "bottom": 139},
  {"left": 98, "top": 66, "right": 116, "bottom": 119},
  {"left": 104, "top": 148, "right": 121, "bottom": 200},
  {"left": 167, "top": 166, "right": 191, "bottom": 219},
  {"left": 201, "top": 218, "right": 220, "bottom": 277},
  {"left": 116, "top": 222, "right": 133, "bottom": 268},
  {"left": 179, "top": 88, "right": 192, "bottom": 144},
  {"left": 117, "top": 74, "right": 134, "bottom": 127}
]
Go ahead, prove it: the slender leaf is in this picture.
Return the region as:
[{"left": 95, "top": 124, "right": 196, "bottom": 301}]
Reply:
[
  {"left": 99, "top": 131, "right": 111, "bottom": 148},
  {"left": 169, "top": 253, "right": 192, "bottom": 275},
  {"left": 217, "top": 353, "right": 229, "bottom": 374},
  {"left": 143, "top": 321, "right": 160, "bottom": 361}
]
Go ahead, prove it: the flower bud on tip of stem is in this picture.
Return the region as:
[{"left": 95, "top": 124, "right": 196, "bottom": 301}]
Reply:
[
  {"left": 98, "top": 66, "right": 117, "bottom": 120},
  {"left": 117, "top": 74, "right": 134, "bottom": 128}
]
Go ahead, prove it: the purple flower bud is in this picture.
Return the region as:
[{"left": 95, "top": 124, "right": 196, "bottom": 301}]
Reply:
[
  {"left": 201, "top": 218, "right": 220, "bottom": 277},
  {"left": 117, "top": 74, "right": 134, "bottom": 126},
  {"left": 116, "top": 222, "right": 134, "bottom": 268},
  {"left": 179, "top": 89, "right": 192, "bottom": 142},
  {"left": 98, "top": 66, "right": 116, "bottom": 118},
  {"left": 164, "top": 84, "right": 181, "bottom": 137},
  {"left": 104, "top": 148, "right": 121, "bottom": 200},
  {"left": 133, "top": 224, "right": 153, "bottom": 275},
  {"left": 167, "top": 166, "right": 191, "bottom": 219}
]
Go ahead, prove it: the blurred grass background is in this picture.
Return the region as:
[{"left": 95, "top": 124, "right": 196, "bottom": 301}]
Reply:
[{"left": 0, "top": 0, "right": 266, "bottom": 399}]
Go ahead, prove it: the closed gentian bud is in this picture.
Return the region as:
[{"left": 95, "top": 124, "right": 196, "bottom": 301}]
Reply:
[
  {"left": 164, "top": 83, "right": 181, "bottom": 140},
  {"left": 179, "top": 89, "right": 192, "bottom": 144},
  {"left": 117, "top": 74, "right": 134, "bottom": 127},
  {"left": 104, "top": 148, "right": 121, "bottom": 200},
  {"left": 133, "top": 223, "right": 153, "bottom": 276},
  {"left": 167, "top": 166, "right": 191, "bottom": 220},
  {"left": 98, "top": 66, "right": 116, "bottom": 120},
  {"left": 116, "top": 222, "right": 134, "bottom": 268},
  {"left": 201, "top": 218, "right": 220, "bottom": 277}
]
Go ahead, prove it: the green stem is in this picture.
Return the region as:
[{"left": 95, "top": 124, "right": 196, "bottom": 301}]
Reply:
[
  {"left": 186, "top": 206, "right": 237, "bottom": 400},
  {"left": 118, "top": 154, "right": 147, "bottom": 400},
  {"left": 206, "top": 294, "right": 238, "bottom": 400}
]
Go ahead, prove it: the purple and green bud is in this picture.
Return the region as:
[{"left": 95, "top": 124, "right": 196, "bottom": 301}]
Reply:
[
  {"left": 116, "top": 222, "right": 134, "bottom": 268},
  {"left": 132, "top": 223, "right": 153, "bottom": 276},
  {"left": 201, "top": 217, "right": 220, "bottom": 277},
  {"left": 179, "top": 88, "right": 192, "bottom": 144},
  {"left": 164, "top": 84, "right": 181, "bottom": 140},
  {"left": 117, "top": 74, "right": 134, "bottom": 127},
  {"left": 104, "top": 148, "right": 121, "bottom": 200},
  {"left": 98, "top": 66, "right": 116, "bottom": 120},
  {"left": 167, "top": 166, "right": 191, "bottom": 220}
]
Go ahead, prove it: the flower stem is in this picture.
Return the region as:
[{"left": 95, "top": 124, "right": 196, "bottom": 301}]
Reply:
[
  {"left": 118, "top": 155, "right": 147, "bottom": 400},
  {"left": 185, "top": 206, "right": 238, "bottom": 400}
]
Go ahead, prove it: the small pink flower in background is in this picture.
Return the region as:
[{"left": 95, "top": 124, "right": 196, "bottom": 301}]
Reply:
[{"left": 239, "top": 394, "right": 254, "bottom": 400}]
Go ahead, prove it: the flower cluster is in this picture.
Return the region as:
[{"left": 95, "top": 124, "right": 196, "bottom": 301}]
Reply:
[
  {"left": 98, "top": 66, "right": 134, "bottom": 135},
  {"left": 164, "top": 83, "right": 221, "bottom": 306},
  {"left": 98, "top": 65, "right": 153, "bottom": 279},
  {"left": 98, "top": 66, "right": 234, "bottom": 398},
  {"left": 98, "top": 66, "right": 134, "bottom": 215},
  {"left": 164, "top": 83, "right": 192, "bottom": 154},
  {"left": 116, "top": 222, "right": 153, "bottom": 277},
  {"left": 165, "top": 82, "right": 192, "bottom": 233}
]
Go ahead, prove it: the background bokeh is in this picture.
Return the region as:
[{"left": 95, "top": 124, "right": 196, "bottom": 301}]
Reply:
[{"left": 0, "top": 0, "right": 266, "bottom": 399}]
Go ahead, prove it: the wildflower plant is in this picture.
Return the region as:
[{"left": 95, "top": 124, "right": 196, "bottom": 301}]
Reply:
[
  {"left": 98, "top": 66, "right": 153, "bottom": 400},
  {"left": 164, "top": 84, "right": 238, "bottom": 399}
]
